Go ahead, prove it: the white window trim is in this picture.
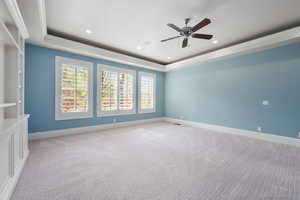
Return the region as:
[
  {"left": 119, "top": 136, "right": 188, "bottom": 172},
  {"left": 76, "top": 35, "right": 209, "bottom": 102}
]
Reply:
[
  {"left": 55, "top": 56, "right": 93, "bottom": 120},
  {"left": 97, "top": 64, "right": 136, "bottom": 117},
  {"left": 138, "top": 72, "right": 156, "bottom": 114}
]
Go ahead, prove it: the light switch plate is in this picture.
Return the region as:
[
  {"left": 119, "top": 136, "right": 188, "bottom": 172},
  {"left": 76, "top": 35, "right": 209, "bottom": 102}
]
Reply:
[{"left": 262, "top": 100, "right": 269, "bottom": 105}]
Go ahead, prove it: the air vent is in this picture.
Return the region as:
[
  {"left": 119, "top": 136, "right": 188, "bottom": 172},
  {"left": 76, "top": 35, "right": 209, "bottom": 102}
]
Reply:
[{"left": 173, "top": 123, "right": 183, "bottom": 126}]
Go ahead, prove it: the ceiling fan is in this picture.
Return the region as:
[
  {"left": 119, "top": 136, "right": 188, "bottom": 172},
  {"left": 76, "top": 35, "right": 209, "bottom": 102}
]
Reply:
[{"left": 161, "top": 18, "right": 213, "bottom": 48}]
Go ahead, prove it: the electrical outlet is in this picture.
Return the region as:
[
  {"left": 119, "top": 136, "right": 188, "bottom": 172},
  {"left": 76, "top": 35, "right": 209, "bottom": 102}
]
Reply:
[
  {"left": 262, "top": 100, "right": 269, "bottom": 106},
  {"left": 113, "top": 118, "right": 117, "bottom": 123},
  {"left": 257, "top": 126, "right": 262, "bottom": 132},
  {"left": 298, "top": 132, "right": 300, "bottom": 138}
]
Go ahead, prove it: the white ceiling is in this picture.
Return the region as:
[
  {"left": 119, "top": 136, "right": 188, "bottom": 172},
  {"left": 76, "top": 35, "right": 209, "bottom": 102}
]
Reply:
[{"left": 45, "top": 0, "right": 300, "bottom": 64}]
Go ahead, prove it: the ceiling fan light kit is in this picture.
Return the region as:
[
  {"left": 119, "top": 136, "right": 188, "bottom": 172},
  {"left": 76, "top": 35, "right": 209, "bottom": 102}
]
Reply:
[{"left": 161, "top": 18, "right": 213, "bottom": 48}]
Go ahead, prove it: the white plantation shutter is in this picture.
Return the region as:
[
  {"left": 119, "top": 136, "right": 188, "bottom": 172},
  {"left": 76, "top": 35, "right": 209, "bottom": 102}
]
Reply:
[
  {"left": 100, "top": 70, "right": 118, "bottom": 111},
  {"left": 138, "top": 72, "right": 156, "bottom": 113},
  {"left": 75, "top": 67, "right": 89, "bottom": 112},
  {"left": 119, "top": 73, "right": 134, "bottom": 110},
  {"left": 55, "top": 57, "right": 93, "bottom": 120},
  {"left": 140, "top": 76, "right": 154, "bottom": 109},
  {"left": 61, "top": 65, "right": 89, "bottom": 112},
  {"left": 98, "top": 65, "right": 136, "bottom": 116},
  {"left": 61, "top": 65, "right": 76, "bottom": 112}
]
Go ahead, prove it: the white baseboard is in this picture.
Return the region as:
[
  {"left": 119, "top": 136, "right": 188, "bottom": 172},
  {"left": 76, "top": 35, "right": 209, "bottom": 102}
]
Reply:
[
  {"left": 0, "top": 150, "right": 29, "bottom": 200},
  {"left": 163, "top": 117, "right": 300, "bottom": 148},
  {"left": 29, "top": 117, "right": 164, "bottom": 141},
  {"left": 29, "top": 117, "right": 300, "bottom": 147}
]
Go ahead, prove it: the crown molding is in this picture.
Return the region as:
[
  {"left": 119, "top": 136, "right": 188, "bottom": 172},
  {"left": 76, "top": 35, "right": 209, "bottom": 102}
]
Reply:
[
  {"left": 31, "top": 26, "right": 300, "bottom": 73},
  {"left": 27, "top": 0, "right": 165, "bottom": 71},
  {"left": 165, "top": 26, "right": 300, "bottom": 71},
  {"left": 4, "top": 0, "right": 29, "bottom": 39},
  {"left": 28, "top": 35, "right": 166, "bottom": 71},
  {"left": 21, "top": 0, "right": 300, "bottom": 72}
]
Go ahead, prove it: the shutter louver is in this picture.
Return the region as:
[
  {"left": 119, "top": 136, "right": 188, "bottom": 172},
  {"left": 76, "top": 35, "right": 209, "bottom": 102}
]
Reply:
[
  {"left": 140, "top": 76, "right": 154, "bottom": 110},
  {"left": 61, "top": 64, "right": 89, "bottom": 113},
  {"left": 119, "top": 73, "right": 134, "bottom": 110},
  {"left": 100, "top": 71, "right": 118, "bottom": 111}
]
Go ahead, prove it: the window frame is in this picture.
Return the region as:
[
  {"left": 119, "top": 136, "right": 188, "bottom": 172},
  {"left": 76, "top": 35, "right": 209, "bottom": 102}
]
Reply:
[
  {"left": 138, "top": 72, "right": 156, "bottom": 114},
  {"left": 55, "top": 56, "right": 93, "bottom": 120},
  {"left": 97, "top": 64, "right": 136, "bottom": 117}
]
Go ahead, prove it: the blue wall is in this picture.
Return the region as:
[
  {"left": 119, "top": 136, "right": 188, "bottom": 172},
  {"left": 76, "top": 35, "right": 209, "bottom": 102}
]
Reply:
[
  {"left": 165, "top": 42, "right": 300, "bottom": 138},
  {"left": 25, "top": 44, "right": 165, "bottom": 133},
  {"left": 26, "top": 42, "right": 300, "bottom": 138}
]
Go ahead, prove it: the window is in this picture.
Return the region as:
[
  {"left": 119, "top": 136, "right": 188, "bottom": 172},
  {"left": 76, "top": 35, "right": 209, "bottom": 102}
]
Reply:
[
  {"left": 138, "top": 72, "right": 156, "bottom": 113},
  {"left": 97, "top": 65, "right": 136, "bottom": 116},
  {"left": 55, "top": 56, "right": 93, "bottom": 120}
]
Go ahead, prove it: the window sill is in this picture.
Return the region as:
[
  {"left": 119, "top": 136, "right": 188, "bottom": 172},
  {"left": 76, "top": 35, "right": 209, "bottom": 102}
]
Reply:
[
  {"left": 97, "top": 111, "right": 136, "bottom": 117},
  {"left": 138, "top": 110, "right": 156, "bottom": 114},
  {"left": 55, "top": 113, "right": 93, "bottom": 121}
]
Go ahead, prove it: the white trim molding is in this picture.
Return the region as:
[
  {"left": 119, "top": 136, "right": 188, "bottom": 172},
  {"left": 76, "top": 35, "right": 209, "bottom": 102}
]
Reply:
[
  {"left": 165, "top": 26, "right": 300, "bottom": 71},
  {"left": 30, "top": 35, "right": 166, "bottom": 72},
  {"left": 21, "top": 0, "right": 300, "bottom": 72},
  {"left": 3, "top": 0, "right": 29, "bottom": 39},
  {"left": 55, "top": 56, "right": 94, "bottom": 120},
  {"left": 29, "top": 26, "right": 300, "bottom": 73},
  {"left": 21, "top": 0, "right": 165, "bottom": 71},
  {"left": 37, "top": 0, "right": 47, "bottom": 40},
  {"left": 163, "top": 117, "right": 300, "bottom": 148},
  {"left": 29, "top": 117, "right": 300, "bottom": 148},
  {"left": 29, "top": 117, "right": 164, "bottom": 141}
]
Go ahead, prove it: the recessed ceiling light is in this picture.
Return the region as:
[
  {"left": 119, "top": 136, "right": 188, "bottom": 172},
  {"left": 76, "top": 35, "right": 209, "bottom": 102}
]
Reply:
[
  {"left": 143, "top": 41, "right": 151, "bottom": 46},
  {"left": 137, "top": 46, "right": 142, "bottom": 50},
  {"left": 212, "top": 40, "right": 219, "bottom": 44},
  {"left": 85, "top": 29, "right": 92, "bottom": 34},
  {"left": 167, "top": 57, "right": 171, "bottom": 59}
]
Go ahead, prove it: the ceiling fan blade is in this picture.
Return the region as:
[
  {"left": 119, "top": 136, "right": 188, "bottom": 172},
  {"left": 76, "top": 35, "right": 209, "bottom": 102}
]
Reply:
[
  {"left": 191, "top": 18, "right": 211, "bottom": 32},
  {"left": 167, "top": 23, "right": 182, "bottom": 33},
  {"left": 161, "top": 36, "right": 182, "bottom": 42},
  {"left": 182, "top": 38, "right": 188, "bottom": 48},
  {"left": 192, "top": 33, "right": 213, "bottom": 40}
]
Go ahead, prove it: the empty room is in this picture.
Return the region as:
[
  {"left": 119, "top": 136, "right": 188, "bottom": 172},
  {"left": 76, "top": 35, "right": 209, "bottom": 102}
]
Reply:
[{"left": 1, "top": 0, "right": 300, "bottom": 199}]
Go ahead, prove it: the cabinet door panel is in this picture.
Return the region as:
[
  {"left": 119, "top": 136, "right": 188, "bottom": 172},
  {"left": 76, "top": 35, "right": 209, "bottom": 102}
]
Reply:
[
  {"left": 13, "top": 127, "right": 20, "bottom": 165},
  {"left": 0, "top": 137, "right": 10, "bottom": 191}
]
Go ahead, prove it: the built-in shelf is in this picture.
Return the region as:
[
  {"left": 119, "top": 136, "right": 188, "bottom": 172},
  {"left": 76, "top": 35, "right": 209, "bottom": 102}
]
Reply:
[
  {"left": 0, "top": 19, "right": 24, "bottom": 54},
  {"left": 0, "top": 102, "right": 16, "bottom": 108},
  {"left": 0, "top": 1, "right": 29, "bottom": 199}
]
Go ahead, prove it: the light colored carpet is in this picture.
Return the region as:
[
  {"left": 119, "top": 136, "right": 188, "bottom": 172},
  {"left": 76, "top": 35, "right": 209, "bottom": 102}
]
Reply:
[{"left": 12, "top": 122, "right": 300, "bottom": 200}]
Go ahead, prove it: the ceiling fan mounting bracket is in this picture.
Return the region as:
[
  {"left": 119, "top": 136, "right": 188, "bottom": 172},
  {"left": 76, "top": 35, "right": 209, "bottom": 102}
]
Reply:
[{"left": 185, "top": 18, "right": 191, "bottom": 26}]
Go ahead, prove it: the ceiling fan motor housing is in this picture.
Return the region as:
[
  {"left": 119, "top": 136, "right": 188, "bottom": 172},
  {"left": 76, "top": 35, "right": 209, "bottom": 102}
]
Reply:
[{"left": 181, "top": 27, "right": 193, "bottom": 37}]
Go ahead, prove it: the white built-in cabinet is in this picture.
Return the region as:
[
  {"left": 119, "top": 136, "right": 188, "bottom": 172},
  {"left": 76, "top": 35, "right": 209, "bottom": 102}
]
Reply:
[{"left": 0, "top": 0, "right": 29, "bottom": 200}]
